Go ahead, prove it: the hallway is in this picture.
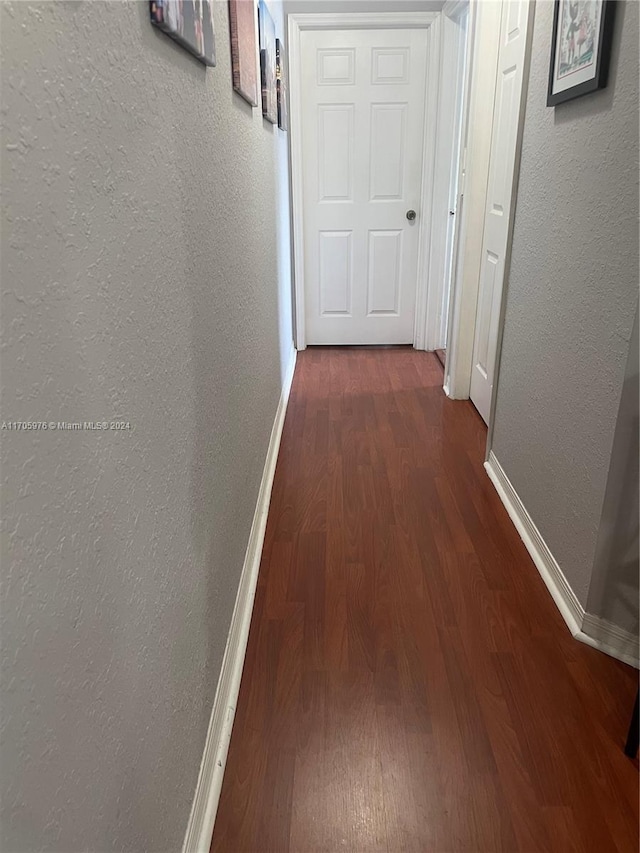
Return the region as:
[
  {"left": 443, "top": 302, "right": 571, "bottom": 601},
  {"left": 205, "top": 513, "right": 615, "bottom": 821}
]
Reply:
[{"left": 211, "top": 348, "right": 638, "bottom": 853}]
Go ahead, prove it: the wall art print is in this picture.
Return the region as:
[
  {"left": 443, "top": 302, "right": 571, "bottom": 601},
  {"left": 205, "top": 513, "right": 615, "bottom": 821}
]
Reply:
[
  {"left": 276, "top": 37, "right": 288, "bottom": 131},
  {"left": 150, "top": 0, "right": 216, "bottom": 67},
  {"left": 258, "top": 0, "right": 277, "bottom": 124},
  {"left": 229, "top": 0, "right": 259, "bottom": 106},
  {"left": 547, "top": 0, "right": 616, "bottom": 106}
]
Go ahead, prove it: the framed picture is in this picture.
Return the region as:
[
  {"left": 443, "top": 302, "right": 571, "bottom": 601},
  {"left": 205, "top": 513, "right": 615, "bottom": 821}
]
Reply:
[
  {"left": 150, "top": 0, "right": 216, "bottom": 67},
  {"left": 229, "top": 0, "right": 258, "bottom": 106},
  {"left": 547, "top": 0, "right": 616, "bottom": 106},
  {"left": 258, "top": 0, "right": 277, "bottom": 124},
  {"left": 276, "top": 38, "right": 288, "bottom": 131}
]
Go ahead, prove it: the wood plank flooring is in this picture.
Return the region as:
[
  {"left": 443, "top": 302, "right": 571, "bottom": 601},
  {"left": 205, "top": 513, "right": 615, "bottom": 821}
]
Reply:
[{"left": 211, "top": 348, "right": 638, "bottom": 853}]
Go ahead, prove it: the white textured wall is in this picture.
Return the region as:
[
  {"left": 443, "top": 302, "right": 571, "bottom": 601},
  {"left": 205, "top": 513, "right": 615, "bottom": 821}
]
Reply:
[
  {"left": 491, "top": 1, "right": 639, "bottom": 610},
  {"left": 0, "top": 1, "right": 293, "bottom": 850}
]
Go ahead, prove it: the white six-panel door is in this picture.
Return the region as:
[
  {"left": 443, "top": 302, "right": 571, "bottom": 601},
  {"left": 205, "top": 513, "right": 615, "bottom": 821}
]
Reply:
[
  {"left": 300, "top": 29, "right": 429, "bottom": 345},
  {"left": 469, "top": 0, "right": 531, "bottom": 422}
]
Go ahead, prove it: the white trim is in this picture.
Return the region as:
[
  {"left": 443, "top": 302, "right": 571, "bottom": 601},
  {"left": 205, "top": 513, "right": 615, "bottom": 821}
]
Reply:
[
  {"left": 447, "top": 0, "right": 535, "bottom": 406},
  {"left": 442, "top": 0, "right": 469, "bottom": 18},
  {"left": 484, "top": 0, "right": 536, "bottom": 453},
  {"left": 289, "top": 12, "right": 439, "bottom": 31},
  {"left": 288, "top": 15, "right": 306, "bottom": 350},
  {"left": 414, "top": 16, "right": 442, "bottom": 351},
  {"left": 444, "top": 0, "right": 501, "bottom": 398},
  {"left": 442, "top": 0, "right": 475, "bottom": 392},
  {"left": 578, "top": 615, "right": 639, "bottom": 669},
  {"left": 182, "top": 351, "right": 297, "bottom": 853},
  {"left": 288, "top": 11, "right": 439, "bottom": 350},
  {"left": 422, "top": 0, "right": 469, "bottom": 352},
  {"left": 485, "top": 450, "right": 584, "bottom": 635},
  {"left": 485, "top": 450, "right": 639, "bottom": 669}
]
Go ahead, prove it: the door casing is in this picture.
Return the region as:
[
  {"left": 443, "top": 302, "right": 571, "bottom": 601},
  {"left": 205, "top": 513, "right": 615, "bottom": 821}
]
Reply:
[
  {"left": 468, "top": 0, "right": 533, "bottom": 425},
  {"left": 288, "top": 12, "right": 440, "bottom": 350},
  {"left": 445, "top": 0, "right": 534, "bottom": 439},
  {"left": 425, "top": 0, "right": 471, "bottom": 353}
]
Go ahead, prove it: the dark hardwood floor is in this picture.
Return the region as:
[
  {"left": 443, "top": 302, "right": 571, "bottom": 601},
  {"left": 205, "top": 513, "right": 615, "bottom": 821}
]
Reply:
[{"left": 211, "top": 348, "right": 638, "bottom": 853}]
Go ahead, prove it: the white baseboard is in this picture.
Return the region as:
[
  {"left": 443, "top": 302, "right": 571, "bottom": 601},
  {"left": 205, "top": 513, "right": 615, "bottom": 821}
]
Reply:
[
  {"left": 485, "top": 451, "right": 584, "bottom": 635},
  {"left": 578, "top": 614, "right": 639, "bottom": 669},
  {"left": 182, "top": 350, "right": 297, "bottom": 853},
  {"left": 485, "top": 451, "right": 639, "bottom": 669}
]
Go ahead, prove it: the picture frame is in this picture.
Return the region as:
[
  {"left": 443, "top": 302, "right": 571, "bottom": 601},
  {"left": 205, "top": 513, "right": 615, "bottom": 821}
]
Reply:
[
  {"left": 276, "top": 38, "right": 288, "bottom": 131},
  {"left": 258, "top": 0, "right": 277, "bottom": 124},
  {"left": 150, "top": 0, "right": 216, "bottom": 67},
  {"left": 547, "top": 0, "right": 616, "bottom": 107},
  {"left": 229, "top": 0, "right": 259, "bottom": 107}
]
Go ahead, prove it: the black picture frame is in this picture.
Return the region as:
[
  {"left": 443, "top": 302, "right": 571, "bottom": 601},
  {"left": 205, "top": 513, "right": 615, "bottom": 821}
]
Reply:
[
  {"left": 229, "top": 0, "right": 259, "bottom": 107},
  {"left": 258, "top": 0, "right": 277, "bottom": 124},
  {"left": 276, "top": 38, "right": 288, "bottom": 132},
  {"left": 547, "top": 0, "right": 616, "bottom": 106},
  {"left": 149, "top": 0, "right": 216, "bottom": 67}
]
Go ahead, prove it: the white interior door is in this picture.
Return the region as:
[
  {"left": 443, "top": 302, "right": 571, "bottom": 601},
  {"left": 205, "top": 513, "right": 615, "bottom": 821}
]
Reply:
[
  {"left": 300, "top": 28, "right": 429, "bottom": 345},
  {"left": 470, "top": 0, "right": 531, "bottom": 422}
]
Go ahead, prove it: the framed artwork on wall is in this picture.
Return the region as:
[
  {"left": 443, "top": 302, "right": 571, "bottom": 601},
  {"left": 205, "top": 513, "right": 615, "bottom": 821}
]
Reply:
[
  {"left": 547, "top": 0, "right": 616, "bottom": 106},
  {"left": 150, "top": 0, "right": 216, "bottom": 67},
  {"left": 276, "top": 38, "right": 288, "bottom": 131},
  {"left": 229, "top": 0, "right": 259, "bottom": 106},
  {"left": 258, "top": 0, "right": 277, "bottom": 124}
]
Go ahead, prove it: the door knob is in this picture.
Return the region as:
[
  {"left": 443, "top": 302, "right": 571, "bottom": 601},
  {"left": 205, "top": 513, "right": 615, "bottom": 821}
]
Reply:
[{"left": 406, "top": 209, "right": 416, "bottom": 221}]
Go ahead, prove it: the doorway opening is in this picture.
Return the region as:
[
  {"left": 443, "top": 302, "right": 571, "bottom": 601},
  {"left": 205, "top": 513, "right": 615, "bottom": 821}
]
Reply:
[
  {"left": 426, "top": 0, "right": 470, "bottom": 361},
  {"left": 444, "top": 0, "right": 534, "bottom": 435},
  {"left": 288, "top": 1, "right": 534, "bottom": 443}
]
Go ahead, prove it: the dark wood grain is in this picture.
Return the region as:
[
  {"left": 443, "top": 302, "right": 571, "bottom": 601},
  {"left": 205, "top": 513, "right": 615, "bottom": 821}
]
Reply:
[{"left": 212, "top": 348, "right": 639, "bottom": 853}]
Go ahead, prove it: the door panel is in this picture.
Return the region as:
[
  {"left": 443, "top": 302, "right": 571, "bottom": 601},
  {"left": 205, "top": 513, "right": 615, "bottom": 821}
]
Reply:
[
  {"left": 470, "top": 0, "right": 531, "bottom": 422},
  {"left": 301, "top": 28, "right": 429, "bottom": 345},
  {"left": 369, "top": 104, "right": 407, "bottom": 200},
  {"left": 318, "top": 106, "right": 354, "bottom": 201},
  {"left": 317, "top": 49, "right": 356, "bottom": 85},
  {"left": 367, "top": 230, "right": 402, "bottom": 315},
  {"left": 319, "top": 231, "right": 352, "bottom": 315}
]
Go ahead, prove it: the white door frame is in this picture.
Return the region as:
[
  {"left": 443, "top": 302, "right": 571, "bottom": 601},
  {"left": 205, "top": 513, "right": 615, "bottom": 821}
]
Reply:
[
  {"left": 424, "top": 0, "right": 470, "bottom": 352},
  {"left": 444, "top": 0, "right": 534, "bottom": 408},
  {"left": 484, "top": 1, "right": 535, "bottom": 459},
  {"left": 288, "top": 11, "right": 440, "bottom": 350},
  {"left": 444, "top": 0, "right": 501, "bottom": 399}
]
